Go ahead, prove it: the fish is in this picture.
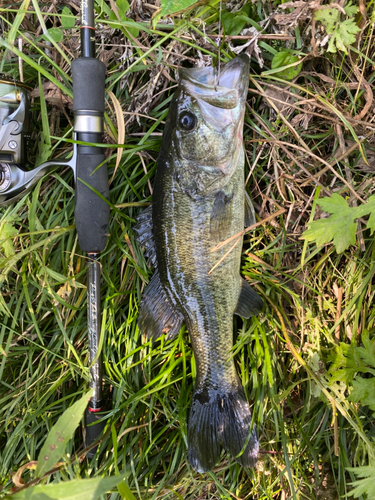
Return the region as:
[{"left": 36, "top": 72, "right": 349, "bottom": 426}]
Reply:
[{"left": 134, "top": 54, "right": 263, "bottom": 472}]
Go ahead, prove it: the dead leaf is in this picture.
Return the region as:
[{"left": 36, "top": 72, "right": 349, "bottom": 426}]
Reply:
[
  {"left": 55, "top": 282, "right": 72, "bottom": 304},
  {"left": 261, "top": 84, "right": 298, "bottom": 118},
  {"left": 12, "top": 461, "right": 37, "bottom": 487},
  {"left": 346, "top": 140, "right": 375, "bottom": 172},
  {"left": 31, "top": 82, "right": 73, "bottom": 109},
  {"left": 229, "top": 27, "right": 264, "bottom": 68},
  {"left": 107, "top": 89, "right": 125, "bottom": 182},
  {"left": 273, "top": 0, "right": 321, "bottom": 28}
]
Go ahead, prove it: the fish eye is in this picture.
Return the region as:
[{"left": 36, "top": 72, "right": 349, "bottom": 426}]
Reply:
[{"left": 178, "top": 111, "right": 197, "bottom": 131}]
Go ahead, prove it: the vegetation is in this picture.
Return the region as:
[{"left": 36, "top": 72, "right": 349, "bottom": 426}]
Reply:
[{"left": 0, "top": 0, "right": 374, "bottom": 498}]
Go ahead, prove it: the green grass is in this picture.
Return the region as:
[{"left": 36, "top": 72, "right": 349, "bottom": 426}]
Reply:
[{"left": 1, "top": 0, "right": 375, "bottom": 499}]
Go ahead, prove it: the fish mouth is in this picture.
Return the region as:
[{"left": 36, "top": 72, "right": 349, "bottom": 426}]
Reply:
[
  {"left": 217, "top": 54, "right": 250, "bottom": 103},
  {"left": 179, "top": 54, "right": 250, "bottom": 109}
]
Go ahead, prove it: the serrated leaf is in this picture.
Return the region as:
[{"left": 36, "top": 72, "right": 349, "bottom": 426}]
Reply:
[
  {"left": 317, "top": 193, "right": 348, "bottom": 213},
  {"left": 315, "top": 6, "right": 360, "bottom": 54},
  {"left": 271, "top": 50, "right": 302, "bottom": 80},
  {"left": 35, "top": 390, "right": 93, "bottom": 477},
  {"left": 302, "top": 194, "right": 375, "bottom": 253},
  {"left": 347, "top": 464, "right": 375, "bottom": 498},
  {"left": 328, "top": 342, "right": 368, "bottom": 384},
  {"left": 357, "top": 331, "right": 375, "bottom": 370},
  {"left": 349, "top": 377, "right": 375, "bottom": 411},
  {"left": 160, "top": 0, "right": 199, "bottom": 17},
  {"left": 330, "top": 18, "right": 361, "bottom": 53},
  {"left": 302, "top": 216, "right": 356, "bottom": 253},
  {"left": 0, "top": 220, "right": 18, "bottom": 257},
  {"left": 8, "top": 474, "right": 126, "bottom": 500},
  {"left": 314, "top": 8, "right": 339, "bottom": 33},
  {"left": 344, "top": 1, "right": 358, "bottom": 17},
  {"left": 61, "top": 6, "right": 75, "bottom": 29}
]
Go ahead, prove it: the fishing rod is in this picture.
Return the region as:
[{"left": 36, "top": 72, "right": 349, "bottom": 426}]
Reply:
[
  {"left": 74, "top": 0, "right": 110, "bottom": 458},
  {"left": 0, "top": 0, "right": 109, "bottom": 457}
]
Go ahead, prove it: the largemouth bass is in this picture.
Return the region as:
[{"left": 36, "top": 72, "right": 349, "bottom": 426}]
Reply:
[{"left": 135, "top": 55, "right": 263, "bottom": 472}]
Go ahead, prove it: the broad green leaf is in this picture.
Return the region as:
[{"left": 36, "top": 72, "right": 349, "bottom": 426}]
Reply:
[
  {"left": 44, "top": 28, "right": 63, "bottom": 43},
  {"left": 123, "top": 21, "right": 139, "bottom": 39},
  {"left": 61, "top": 6, "right": 76, "bottom": 29},
  {"left": 117, "top": 0, "right": 130, "bottom": 14},
  {"left": 108, "top": 0, "right": 138, "bottom": 37},
  {"left": 302, "top": 194, "right": 375, "bottom": 253},
  {"left": 368, "top": 210, "right": 375, "bottom": 234},
  {"left": 271, "top": 50, "right": 302, "bottom": 80},
  {"left": 0, "top": 220, "right": 18, "bottom": 257},
  {"left": 347, "top": 464, "right": 375, "bottom": 498},
  {"left": 221, "top": 12, "right": 250, "bottom": 36},
  {"left": 35, "top": 390, "right": 93, "bottom": 477},
  {"left": 160, "top": 0, "right": 199, "bottom": 17},
  {"left": 9, "top": 474, "right": 126, "bottom": 500}
]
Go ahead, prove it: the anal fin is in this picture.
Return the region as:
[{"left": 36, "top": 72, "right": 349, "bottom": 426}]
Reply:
[
  {"left": 138, "top": 270, "right": 184, "bottom": 341},
  {"left": 235, "top": 277, "right": 263, "bottom": 318},
  {"left": 210, "top": 190, "right": 234, "bottom": 240}
]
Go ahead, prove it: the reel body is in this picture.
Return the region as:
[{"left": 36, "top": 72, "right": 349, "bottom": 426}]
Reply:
[
  {"left": 0, "top": 77, "right": 77, "bottom": 206},
  {"left": 0, "top": 78, "right": 31, "bottom": 167},
  {"left": 0, "top": 78, "right": 32, "bottom": 196}
]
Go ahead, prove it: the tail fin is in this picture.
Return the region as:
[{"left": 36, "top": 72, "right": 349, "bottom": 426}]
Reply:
[{"left": 187, "top": 385, "right": 259, "bottom": 472}]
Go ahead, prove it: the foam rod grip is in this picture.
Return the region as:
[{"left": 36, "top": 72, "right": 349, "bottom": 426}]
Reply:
[
  {"left": 75, "top": 153, "right": 110, "bottom": 253},
  {"left": 71, "top": 58, "right": 106, "bottom": 112},
  {"left": 84, "top": 407, "right": 106, "bottom": 459}
]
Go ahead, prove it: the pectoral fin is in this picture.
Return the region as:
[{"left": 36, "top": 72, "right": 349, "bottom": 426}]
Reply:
[
  {"left": 138, "top": 270, "right": 184, "bottom": 341},
  {"left": 234, "top": 277, "right": 263, "bottom": 318},
  {"left": 244, "top": 191, "right": 256, "bottom": 227},
  {"left": 210, "top": 190, "right": 234, "bottom": 239},
  {"left": 134, "top": 204, "right": 157, "bottom": 266}
]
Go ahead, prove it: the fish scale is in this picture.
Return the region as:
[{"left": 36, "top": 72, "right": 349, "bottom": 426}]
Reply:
[{"left": 135, "top": 54, "right": 263, "bottom": 472}]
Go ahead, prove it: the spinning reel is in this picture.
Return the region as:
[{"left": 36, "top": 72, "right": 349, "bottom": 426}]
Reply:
[{"left": 0, "top": 76, "right": 78, "bottom": 206}]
